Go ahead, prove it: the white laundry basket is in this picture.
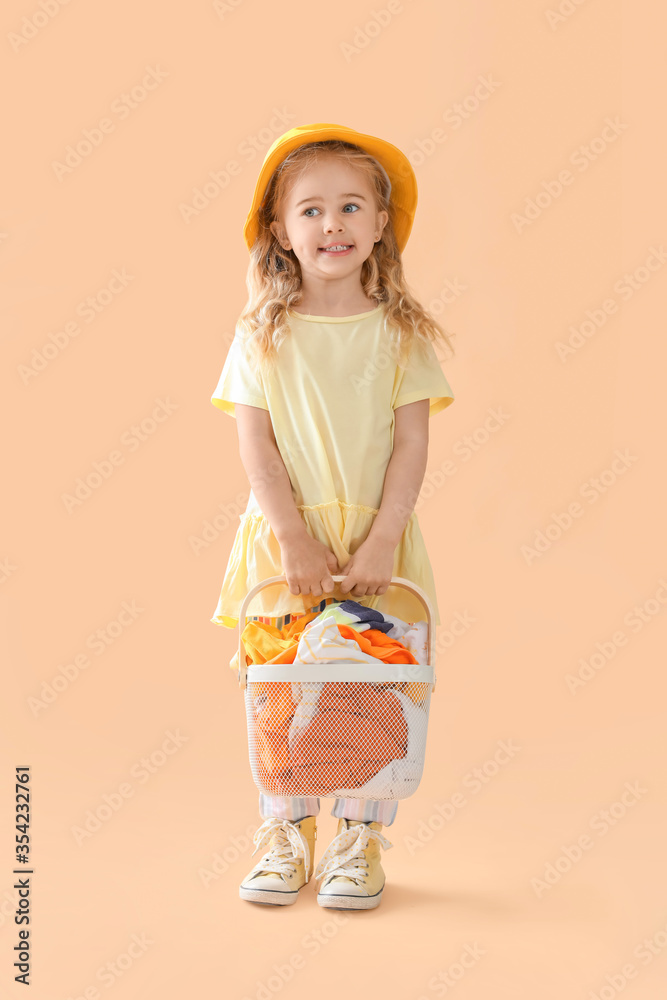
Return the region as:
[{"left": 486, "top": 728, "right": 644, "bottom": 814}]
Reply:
[{"left": 237, "top": 575, "right": 436, "bottom": 800}]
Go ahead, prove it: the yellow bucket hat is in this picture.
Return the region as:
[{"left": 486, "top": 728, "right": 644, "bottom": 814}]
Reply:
[{"left": 243, "top": 122, "right": 418, "bottom": 254}]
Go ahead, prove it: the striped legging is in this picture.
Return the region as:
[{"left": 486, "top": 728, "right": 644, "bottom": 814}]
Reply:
[{"left": 246, "top": 597, "right": 398, "bottom": 827}]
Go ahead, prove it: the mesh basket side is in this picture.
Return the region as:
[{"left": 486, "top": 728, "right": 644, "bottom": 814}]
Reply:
[{"left": 244, "top": 673, "right": 432, "bottom": 800}]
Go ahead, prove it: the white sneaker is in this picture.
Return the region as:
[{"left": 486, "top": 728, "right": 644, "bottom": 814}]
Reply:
[
  {"left": 239, "top": 816, "right": 317, "bottom": 906},
  {"left": 315, "top": 818, "right": 393, "bottom": 910}
]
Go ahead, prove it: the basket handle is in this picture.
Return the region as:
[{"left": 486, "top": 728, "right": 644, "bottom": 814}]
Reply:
[{"left": 237, "top": 574, "right": 435, "bottom": 691}]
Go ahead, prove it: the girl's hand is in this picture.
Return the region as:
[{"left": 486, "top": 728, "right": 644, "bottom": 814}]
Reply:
[
  {"left": 280, "top": 533, "right": 340, "bottom": 598},
  {"left": 338, "top": 536, "right": 395, "bottom": 598}
]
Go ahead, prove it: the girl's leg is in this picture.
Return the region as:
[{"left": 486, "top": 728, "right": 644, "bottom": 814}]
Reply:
[
  {"left": 331, "top": 797, "right": 398, "bottom": 827},
  {"left": 259, "top": 794, "right": 320, "bottom": 822}
]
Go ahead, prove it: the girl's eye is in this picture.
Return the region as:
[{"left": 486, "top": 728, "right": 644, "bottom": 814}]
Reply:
[{"left": 302, "top": 203, "right": 360, "bottom": 217}]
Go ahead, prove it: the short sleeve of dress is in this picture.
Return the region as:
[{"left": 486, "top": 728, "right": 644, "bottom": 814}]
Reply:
[
  {"left": 393, "top": 336, "right": 455, "bottom": 416},
  {"left": 210, "top": 329, "right": 269, "bottom": 417}
]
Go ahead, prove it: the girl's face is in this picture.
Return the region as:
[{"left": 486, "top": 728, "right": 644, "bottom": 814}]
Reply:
[{"left": 269, "top": 157, "right": 388, "bottom": 289}]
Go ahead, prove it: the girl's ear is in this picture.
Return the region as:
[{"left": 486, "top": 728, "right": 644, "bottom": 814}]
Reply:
[
  {"left": 270, "top": 220, "right": 289, "bottom": 249},
  {"left": 376, "top": 209, "right": 389, "bottom": 241}
]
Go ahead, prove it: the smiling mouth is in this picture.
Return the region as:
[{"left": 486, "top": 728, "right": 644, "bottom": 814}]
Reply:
[{"left": 319, "top": 244, "right": 353, "bottom": 253}]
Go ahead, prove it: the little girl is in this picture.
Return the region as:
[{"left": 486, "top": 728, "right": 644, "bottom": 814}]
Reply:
[{"left": 209, "top": 123, "right": 456, "bottom": 910}]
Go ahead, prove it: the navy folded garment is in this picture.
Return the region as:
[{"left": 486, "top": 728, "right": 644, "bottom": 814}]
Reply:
[{"left": 337, "top": 600, "right": 394, "bottom": 634}]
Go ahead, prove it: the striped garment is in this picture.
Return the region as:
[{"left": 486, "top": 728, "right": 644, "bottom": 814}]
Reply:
[
  {"left": 246, "top": 598, "right": 399, "bottom": 827},
  {"left": 245, "top": 596, "right": 336, "bottom": 631},
  {"left": 259, "top": 793, "right": 397, "bottom": 826}
]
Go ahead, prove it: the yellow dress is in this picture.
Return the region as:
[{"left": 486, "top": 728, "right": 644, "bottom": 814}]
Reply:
[{"left": 209, "top": 303, "right": 455, "bottom": 630}]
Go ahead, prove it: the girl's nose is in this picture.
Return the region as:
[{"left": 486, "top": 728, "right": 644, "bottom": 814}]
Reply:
[{"left": 323, "top": 216, "right": 344, "bottom": 232}]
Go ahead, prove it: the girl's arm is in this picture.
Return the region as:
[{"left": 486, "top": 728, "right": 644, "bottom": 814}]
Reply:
[
  {"left": 337, "top": 399, "right": 429, "bottom": 597},
  {"left": 234, "top": 404, "right": 339, "bottom": 596},
  {"left": 366, "top": 398, "right": 430, "bottom": 547},
  {"left": 234, "top": 403, "right": 306, "bottom": 544}
]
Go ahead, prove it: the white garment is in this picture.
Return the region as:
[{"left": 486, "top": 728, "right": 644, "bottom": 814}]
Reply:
[
  {"left": 381, "top": 616, "right": 429, "bottom": 664},
  {"left": 286, "top": 612, "right": 376, "bottom": 746},
  {"left": 294, "top": 613, "right": 386, "bottom": 666},
  {"left": 288, "top": 680, "right": 323, "bottom": 746},
  {"left": 312, "top": 605, "right": 429, "bottom": 661}
]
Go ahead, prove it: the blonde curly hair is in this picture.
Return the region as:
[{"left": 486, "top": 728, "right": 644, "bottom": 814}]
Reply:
[{"left": 236, "top": 139, "right": 456, "bottom": 375}]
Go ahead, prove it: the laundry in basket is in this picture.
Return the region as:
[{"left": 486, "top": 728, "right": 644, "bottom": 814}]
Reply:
[
  {"left": 237, "top": 575, "right": 437, "bottom": 800},
  {"left": 283, "top": 610, "right": 421, "bottom": 743}
]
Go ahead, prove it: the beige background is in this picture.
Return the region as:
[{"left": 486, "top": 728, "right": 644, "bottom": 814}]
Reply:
[{"left": 2, "top": 0, "right": 666, "bottom": 997}]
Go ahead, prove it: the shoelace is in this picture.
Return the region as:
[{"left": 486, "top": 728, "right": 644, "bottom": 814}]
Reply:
[
  {"left": 248, "top": 817, "right": 311, "bottom": 879},
  {"left": 313, "top": 822, "right": 393, "bottom": 884}
]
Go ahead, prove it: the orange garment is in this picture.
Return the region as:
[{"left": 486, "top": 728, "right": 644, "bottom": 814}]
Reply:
[
  {"left": 242, "top": 618, "right": 418, "bottom": 666},
  {"left": 267, "top": 682, "right": 409, "bottom": 796},
  {"left": 255, "top": 685, "right": 295, "bottom": 775},
  {"left": 241, "top": 609, "right": 322, "bottom": 667},
  {"left": 336, "top": 625, "right": 418, "bottom": 664},
  {"left": 255, "top": 715, "right": 292, "bottom": 790}
]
